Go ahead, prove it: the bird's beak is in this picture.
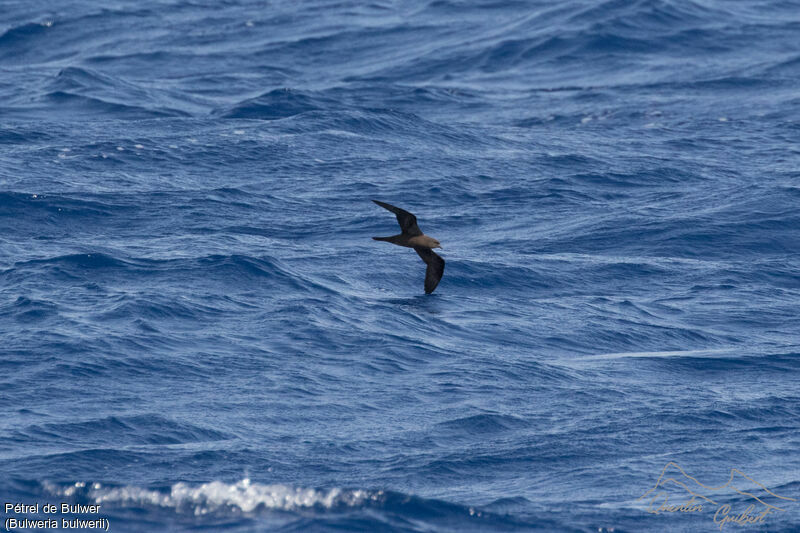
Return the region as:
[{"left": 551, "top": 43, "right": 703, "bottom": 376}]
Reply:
[{"left": 437, "top": 245, "right": 443, "bottom": 250}]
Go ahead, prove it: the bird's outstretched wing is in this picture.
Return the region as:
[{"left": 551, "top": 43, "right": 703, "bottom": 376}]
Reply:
[
  {"left": 372, "top": 200, "right": 422, "bottom": 237},
  {"left": 414, "top": 247, "right": 445, "bottom": 294}
]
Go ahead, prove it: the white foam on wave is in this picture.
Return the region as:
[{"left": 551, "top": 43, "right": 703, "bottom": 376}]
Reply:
[
  {"left": 44, "top": 479, "right": 381, "bottom": 515},
  {"left": 579, "top": 347, "right": 734, "bottom": 361}
]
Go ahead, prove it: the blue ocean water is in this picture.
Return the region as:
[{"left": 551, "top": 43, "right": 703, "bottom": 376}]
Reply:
[{"left": 2, "top": 0, "right": 799, "bottom": 531}]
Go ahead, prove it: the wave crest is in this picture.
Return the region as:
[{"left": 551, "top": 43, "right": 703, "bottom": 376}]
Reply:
[{"left": 45, "top": 479, "right": 380, "bottom": 514}]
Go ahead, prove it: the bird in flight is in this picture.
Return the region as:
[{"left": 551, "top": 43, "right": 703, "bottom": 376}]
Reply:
[{"left": 372, "top": 200, "right": 445, "bottom": 294}]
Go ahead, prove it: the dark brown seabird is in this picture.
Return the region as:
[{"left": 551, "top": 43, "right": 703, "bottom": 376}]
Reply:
[{"left": 372, "top": 200, "right": 445, "bottom": 294}]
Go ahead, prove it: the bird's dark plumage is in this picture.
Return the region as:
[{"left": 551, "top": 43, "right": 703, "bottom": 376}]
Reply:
[
  {"left": 414, "top": 246, "right": 445, "bottom": 294},
  {"left": 372, "top": 200, "right": 422, "bottom": 237},
  {"left": 372, "top": 200, "right": 445, "bottom": 294}
]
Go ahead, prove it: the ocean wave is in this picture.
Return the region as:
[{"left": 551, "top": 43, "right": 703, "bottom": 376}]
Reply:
[
  {"left": 36, "top": 67, "right": 192, "bottom": 119},
  {"left": 217, "top": 88, "right": 327, "bottom": 120},
  {"left": 6, "top": 251, "right": 300, "bottom": 283},
  {"left": 0, "top": 296, "right": 60, "bottom": 323},
  {"left": 50, "top": 479, "right": 377, "bottom": 513},
  {"left": 436, "top": 413, "right": 531, "bottom": 434},
  {"left": 0, "top": 22, "right": 53, "bottom": 62},
  {"left": 10, "top": 415, "right": 231, "bottom": 448},
  {"left": 35, "top": 479, "right": 546, "bottom": 531}
]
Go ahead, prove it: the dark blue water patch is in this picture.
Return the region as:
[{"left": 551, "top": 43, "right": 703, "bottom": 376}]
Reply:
[
  {"left": 97, "top": 294, "right": 222, "bottom": 322},
  {"left": 3, "top": 250, "right": 316, "bottom": 293},
  {"left": 30, "top": 91, "right": 182, "bottom": 120},
  {"left": 435, "top": 413, "right": 531, "bottom": 435},
  {"left": 1, "top": 296, "right": 60, "bottom": 323},
  {"left": 570, "top": 169, "right": 694, "bottom": 188},
  {"left": 447, "top": 259, "right": 553, "bottom": 293},
  {"left": 765, "top": 53, "right": 800, "bottom": 76},
  {"left": 260, "top": 107, "right": 495, "bottom": 151},
  {"left": 476, "top": 36, "right": 579, "bottom": 74},
  {"left": 9, "top": 414, "right": 232, "bottom": 448},
  {"left": 0, "top": 126, "right": 54, "bottom": 144},
  {"left": 3, "top": 449, "right": 150, "bottom": 480},
  {"left": 0, "top": 192, "right": 118, "bottom": 216},
  {"left": 218, "top": 88, "right": 328, "bottom": 120},
  {"left": 27, "top": 67, "right": 194, "bottom": 119},
  {"left": 13, "top": 252, "right": 127, "bottom": 271},
  {"left": 51, "top": 66, "right": 124, "bottom": 92},
  {"left": 565, "top": 0, "right": 712, "bottom": 29},
  {"left": 0, "top": 22, "right": 52, "bottom": 62},
  {"left": 0, "top": 192, "right": 142, "bottom": 241},
  {"left": 641, "top": 350, "right": 800, "bottom": 374},
  {"left": 328, "top": 84, "right": 486, "bottom": 114}
]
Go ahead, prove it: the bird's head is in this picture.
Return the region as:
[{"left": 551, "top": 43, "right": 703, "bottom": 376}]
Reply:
[{"left": 430, "top": 238, "right": 442, "bottom": 249}]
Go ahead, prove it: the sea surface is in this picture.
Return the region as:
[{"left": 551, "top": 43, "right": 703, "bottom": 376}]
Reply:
[{"left": 1, "top": 1, "right": 799, "bottom": 531}]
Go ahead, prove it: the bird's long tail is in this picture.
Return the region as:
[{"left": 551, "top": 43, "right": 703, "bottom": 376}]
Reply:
[{"left": 372, "top": 236, "right": 393, "bottom": 242}]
